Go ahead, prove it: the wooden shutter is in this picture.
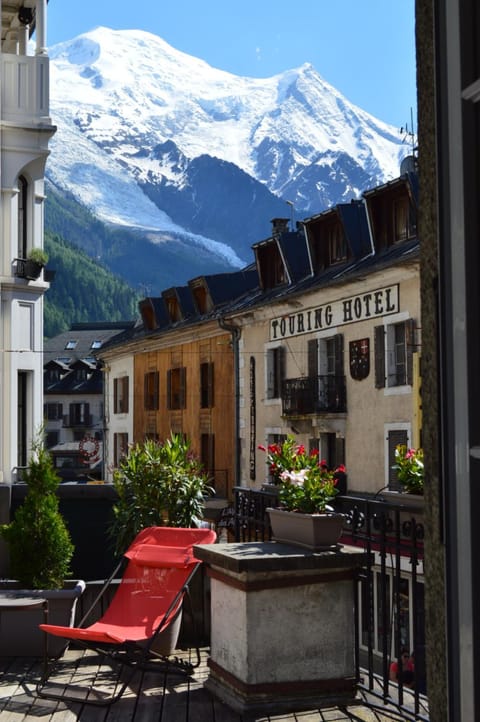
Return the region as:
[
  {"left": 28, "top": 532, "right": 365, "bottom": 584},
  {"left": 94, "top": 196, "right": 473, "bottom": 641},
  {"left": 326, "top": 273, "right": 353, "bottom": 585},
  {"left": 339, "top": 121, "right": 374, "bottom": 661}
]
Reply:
[
  {"left": 274, "top": 346, "right": 285, "bottom": 397},
  {"left": 374, "top": 325, "right": 386, "bottom": 388},
  {"left": 179, "top": 367, "right": 186, "bottom": 409},
  {"left": 308, "top": 339, "right": 318, "bottom": 377},
  {"left": 167, "top": 369, "right": 172, "bottom": 409},
  {"left": 406, "top": 318, "right": 416, "bottom": 385},
  {"left": 388, "top": 429, "right": 409, "bottom": 490},
  {"left": 114, "top": 378, "right": 118, "bottom": 413},
  {"left": 334, "top": 334, "right": 344, "bottom": 375}
]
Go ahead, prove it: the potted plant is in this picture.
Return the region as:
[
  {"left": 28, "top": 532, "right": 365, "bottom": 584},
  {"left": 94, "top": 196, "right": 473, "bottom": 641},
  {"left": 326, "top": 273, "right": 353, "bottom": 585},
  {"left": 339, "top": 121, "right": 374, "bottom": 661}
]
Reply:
[
  {"left": 391, "top": 444, "right": 424, "bottom": 495},
  {"left": 110, "top": 434, "right": 214, "bottom": 654},
  {"left": 24, "top": 247, "right": 48, "bottom": 280},
  {"left": 259, "top": 436, "right": 345, "bottom": 550},
  {"left": 0, "top": 437, "right": 85, "bottom": 657}
]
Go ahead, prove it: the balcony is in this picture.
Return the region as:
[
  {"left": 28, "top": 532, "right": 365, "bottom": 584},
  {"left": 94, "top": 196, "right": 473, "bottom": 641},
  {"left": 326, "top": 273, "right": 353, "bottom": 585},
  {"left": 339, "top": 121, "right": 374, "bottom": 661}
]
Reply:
[
  {"left": 1, "top": 53, "right": 50, "bottom": 124},
  {"left": 282, "top": 374, "right": 347, "bottom": 415}
]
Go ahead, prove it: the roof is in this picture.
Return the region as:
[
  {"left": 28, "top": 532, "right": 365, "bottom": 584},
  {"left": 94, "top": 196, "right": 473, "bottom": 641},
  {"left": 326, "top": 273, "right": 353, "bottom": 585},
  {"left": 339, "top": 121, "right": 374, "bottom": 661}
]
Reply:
[
  {"left": 43, "top": 322, "right": 136, "bottom": 366},
  {"left": 95, "top": 171, "right": 419, "bottom": 352}
]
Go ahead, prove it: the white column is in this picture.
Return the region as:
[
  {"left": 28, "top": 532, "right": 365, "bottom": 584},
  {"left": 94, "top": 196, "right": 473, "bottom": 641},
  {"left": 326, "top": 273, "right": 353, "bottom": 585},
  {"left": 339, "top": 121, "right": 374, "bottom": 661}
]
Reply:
[{"left": 35, "top": 0, "right": 47, "bottom": 56}]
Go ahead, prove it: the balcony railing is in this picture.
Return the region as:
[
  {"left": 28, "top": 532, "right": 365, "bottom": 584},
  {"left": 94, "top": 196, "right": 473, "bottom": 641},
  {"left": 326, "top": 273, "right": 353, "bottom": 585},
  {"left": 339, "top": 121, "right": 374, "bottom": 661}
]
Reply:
[
  {"left": 1, "top": 53, "right": 50, "bottom": 123},
  {"left": 282, "top": 374, "right": 347, "bottom": 415},
  {"left": 233, "top": 486, "right": 428, "bottom": 721}
]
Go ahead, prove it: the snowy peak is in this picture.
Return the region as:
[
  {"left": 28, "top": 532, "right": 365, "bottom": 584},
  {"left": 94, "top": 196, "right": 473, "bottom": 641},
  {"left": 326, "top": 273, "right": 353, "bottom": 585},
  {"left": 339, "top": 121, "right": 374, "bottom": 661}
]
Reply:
[{"left": 46, "top": 27, "right": 409, "bottom": 290}]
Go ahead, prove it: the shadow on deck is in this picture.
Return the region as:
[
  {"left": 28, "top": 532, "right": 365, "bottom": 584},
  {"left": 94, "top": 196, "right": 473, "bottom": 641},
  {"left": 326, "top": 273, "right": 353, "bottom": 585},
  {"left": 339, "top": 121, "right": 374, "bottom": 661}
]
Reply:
[{"left": 0, "top": 647, "right": 427, "bottom": 722}]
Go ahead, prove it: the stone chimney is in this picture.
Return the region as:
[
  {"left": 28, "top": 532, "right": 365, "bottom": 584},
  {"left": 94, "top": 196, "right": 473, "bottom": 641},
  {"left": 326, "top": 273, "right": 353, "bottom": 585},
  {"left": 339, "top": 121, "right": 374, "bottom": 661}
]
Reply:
[{"left": 271, "top": 218, "right": 290, "bottom": 239}]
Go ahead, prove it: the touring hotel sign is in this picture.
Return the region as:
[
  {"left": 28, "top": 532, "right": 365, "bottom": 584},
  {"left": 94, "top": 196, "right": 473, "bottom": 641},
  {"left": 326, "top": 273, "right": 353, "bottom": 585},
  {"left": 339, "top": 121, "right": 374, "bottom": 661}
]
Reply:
[{"left": 270, "top": 284, "right": 399, "bottom": 340}]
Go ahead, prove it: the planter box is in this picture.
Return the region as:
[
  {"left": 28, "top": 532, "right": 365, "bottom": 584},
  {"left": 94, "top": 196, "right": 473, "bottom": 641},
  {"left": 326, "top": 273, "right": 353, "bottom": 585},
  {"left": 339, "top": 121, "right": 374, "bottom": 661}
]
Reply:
[
  {"left": 0, "top": 580, "right": 85, "bottom": 657},
  {"left": 380, "top": 490, "right": 424, "bottom": 509},
  {"left": 267, "top": 508, "right": 344, "bottom": 551}
]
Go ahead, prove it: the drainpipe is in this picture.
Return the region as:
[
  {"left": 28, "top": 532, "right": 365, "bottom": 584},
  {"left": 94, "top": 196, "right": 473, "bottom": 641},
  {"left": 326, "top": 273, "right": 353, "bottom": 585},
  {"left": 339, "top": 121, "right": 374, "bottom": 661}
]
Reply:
[{"left": 218, "top": 317, "right": 241, "bottom": 491}]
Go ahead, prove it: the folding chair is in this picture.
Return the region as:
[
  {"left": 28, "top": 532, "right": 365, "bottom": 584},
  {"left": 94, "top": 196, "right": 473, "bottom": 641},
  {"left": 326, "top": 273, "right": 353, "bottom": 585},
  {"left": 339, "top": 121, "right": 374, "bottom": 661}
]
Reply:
[{"left": 36, "top": 526, "right": 216, "bottom": 706}]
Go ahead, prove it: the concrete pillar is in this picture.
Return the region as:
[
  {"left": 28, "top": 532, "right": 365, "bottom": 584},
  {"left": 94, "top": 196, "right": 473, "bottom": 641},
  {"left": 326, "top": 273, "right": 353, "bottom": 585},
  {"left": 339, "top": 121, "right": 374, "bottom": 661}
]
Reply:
[{"left": 194, "top": 541, "right": 369, "bottom": 716}]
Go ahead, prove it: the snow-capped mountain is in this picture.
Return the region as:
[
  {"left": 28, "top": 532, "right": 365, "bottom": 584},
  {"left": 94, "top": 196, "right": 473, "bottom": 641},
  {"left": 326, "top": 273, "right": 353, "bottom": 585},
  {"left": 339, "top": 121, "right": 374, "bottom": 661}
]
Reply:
[{"left": 46, "top": 27, "right": 408, "bottom": 284}]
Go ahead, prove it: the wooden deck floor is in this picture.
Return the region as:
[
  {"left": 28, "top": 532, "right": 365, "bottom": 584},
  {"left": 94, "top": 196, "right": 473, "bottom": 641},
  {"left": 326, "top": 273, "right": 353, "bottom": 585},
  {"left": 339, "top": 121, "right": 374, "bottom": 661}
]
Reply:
[{"left": 0, "top": 647, "right": 423, "bottom": 722}]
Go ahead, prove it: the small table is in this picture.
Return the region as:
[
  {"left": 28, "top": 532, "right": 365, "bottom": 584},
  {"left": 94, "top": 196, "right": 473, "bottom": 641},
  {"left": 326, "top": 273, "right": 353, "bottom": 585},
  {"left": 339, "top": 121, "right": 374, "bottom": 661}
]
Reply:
[{"left": 0, "top": 594, "right": 49, "bottom": 666}]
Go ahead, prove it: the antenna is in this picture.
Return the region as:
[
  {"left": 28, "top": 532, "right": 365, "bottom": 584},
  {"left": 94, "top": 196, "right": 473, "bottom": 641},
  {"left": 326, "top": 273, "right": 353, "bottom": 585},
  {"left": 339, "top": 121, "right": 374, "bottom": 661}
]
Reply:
[
  {"left": 285, "top": 200, "right": 295, "bottom": 231},
  {"left": 399, "top": 106, "right": 417, "bottom": 156}
]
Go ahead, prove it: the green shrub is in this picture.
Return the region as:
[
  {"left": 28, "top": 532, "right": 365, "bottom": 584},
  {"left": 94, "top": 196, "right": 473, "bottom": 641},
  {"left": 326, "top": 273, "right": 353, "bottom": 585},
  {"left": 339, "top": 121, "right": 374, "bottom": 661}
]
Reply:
[
  {"left": 0, "top": 440, "right": 74, "bottom": 588},
  {"left": 110, "top": 434, "right": 213, "bottom": 555}
]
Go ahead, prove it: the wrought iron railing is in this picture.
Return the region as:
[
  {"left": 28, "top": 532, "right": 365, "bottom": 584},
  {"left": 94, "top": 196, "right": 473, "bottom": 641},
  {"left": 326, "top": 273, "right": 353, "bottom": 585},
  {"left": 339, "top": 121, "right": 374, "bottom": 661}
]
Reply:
[
  {"left": 282, "top": 374, "right": 347, "bottom": 415},
  {"left": 233, "top": 486, "right": 428, "bottom": 720}
]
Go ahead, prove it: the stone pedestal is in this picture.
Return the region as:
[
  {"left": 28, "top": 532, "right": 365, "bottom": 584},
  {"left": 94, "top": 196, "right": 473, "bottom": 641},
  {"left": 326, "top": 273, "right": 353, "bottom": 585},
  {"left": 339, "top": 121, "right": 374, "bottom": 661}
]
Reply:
[{"left": 193, "top": 541, "right": 369, "bottom": 715}]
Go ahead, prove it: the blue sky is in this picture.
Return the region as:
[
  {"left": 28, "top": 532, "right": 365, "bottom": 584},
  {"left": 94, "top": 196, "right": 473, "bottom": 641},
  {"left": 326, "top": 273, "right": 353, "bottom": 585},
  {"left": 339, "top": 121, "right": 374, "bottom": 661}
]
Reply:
[{"left": 47, "top": 0, "right": 416, "bottom": 129}]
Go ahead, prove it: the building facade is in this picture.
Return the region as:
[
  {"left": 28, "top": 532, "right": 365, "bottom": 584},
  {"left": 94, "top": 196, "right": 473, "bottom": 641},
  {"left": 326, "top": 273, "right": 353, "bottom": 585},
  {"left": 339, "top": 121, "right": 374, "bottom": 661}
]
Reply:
[
  {"left": 0, "top": 1, "right": 54, "bottom": 482},
  {"left": 229, "top": 169, "right": 420, "bottom": 495},
  {"left": 43, "top": 322, "right": 135, "bottom": 480}
]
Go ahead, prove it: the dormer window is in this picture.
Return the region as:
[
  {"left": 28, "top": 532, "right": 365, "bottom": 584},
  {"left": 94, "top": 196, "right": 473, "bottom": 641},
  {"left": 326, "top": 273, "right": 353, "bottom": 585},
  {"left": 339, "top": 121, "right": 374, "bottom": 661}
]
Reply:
[
  {"left": 75, "top": 367, "right": 87, "bottom": 382},
  {"left": 192, "top": 285, "right": 211, "bottom": 314},
  {"left": 308, "top": 215, "right": 349, "bottom": 272},
  {"left": 367, "top": 183, "right": 417, "bottom": 250},
  {"left": 257, "top": 244, "right": 286, "bottom": 290},
  {"left": 166, "top": 296, "right": 182, "bottom": 322},
  {"left": 327, "top": 221, "right": 348, "bottom": 264}
]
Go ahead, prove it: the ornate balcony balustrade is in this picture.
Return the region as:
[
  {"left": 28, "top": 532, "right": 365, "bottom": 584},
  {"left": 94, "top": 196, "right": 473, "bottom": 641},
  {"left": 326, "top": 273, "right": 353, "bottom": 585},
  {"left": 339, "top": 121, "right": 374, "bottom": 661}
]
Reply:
[{"left": 282, "top": 374, "right": 347, "bottom": 415}]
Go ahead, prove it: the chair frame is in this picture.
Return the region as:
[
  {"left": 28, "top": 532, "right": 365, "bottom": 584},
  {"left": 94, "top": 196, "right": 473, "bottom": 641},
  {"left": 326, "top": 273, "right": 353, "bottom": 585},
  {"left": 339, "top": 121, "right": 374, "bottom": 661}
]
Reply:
[{"left": 36, "top": 526, "right": 215, "bottom": 706}]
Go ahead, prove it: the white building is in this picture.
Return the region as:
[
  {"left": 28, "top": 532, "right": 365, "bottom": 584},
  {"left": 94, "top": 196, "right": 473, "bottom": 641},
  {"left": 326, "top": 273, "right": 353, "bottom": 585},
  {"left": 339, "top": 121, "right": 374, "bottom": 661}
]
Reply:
[{"left": 0, "top": 1, "right": 54, "bottom": 481}]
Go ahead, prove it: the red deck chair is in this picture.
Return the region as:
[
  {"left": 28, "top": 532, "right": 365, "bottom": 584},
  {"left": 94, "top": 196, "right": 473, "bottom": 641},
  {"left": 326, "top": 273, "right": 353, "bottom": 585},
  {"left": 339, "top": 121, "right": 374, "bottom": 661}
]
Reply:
[{"left": 36, "top": 526, "right": 216, "bottom": 706}]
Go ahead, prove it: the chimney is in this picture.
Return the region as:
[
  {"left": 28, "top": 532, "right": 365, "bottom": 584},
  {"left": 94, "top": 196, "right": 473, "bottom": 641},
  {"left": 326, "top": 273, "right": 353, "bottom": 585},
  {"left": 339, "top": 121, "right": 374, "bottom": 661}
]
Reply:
[{"left": 271, "top": 218, "right": 290, "bottom": 239}]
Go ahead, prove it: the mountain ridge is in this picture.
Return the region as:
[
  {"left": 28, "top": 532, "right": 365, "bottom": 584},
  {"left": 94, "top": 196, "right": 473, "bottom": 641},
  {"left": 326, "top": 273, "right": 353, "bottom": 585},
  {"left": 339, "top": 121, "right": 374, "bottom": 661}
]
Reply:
[{"left": 45, "top": 26, "right": 409, "bottom": 292}]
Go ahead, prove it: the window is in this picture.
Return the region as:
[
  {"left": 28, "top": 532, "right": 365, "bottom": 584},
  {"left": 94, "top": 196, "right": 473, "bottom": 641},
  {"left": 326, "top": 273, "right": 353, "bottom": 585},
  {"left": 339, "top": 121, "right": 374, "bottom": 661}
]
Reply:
[
  {"left": 200, "top": 362, "right": 214, "bottom": 408},
  {"left": 306, "top": 335, "right": 345, "bottom": 412},
  {"left": 45, "top": 431, "right": 59, "bottom": 448},
  {"left": 201, "top": 433, "right": 215, "bottom": 479},
  {"left": 308, "top": 335, "right": 344, "bottom": 377},
  {"left": 17, "top": 371, "right": 28, "bottom": 468},
  {"left": 17, "top": 175, "right": 27, "bottom": 259},
  {"left": 75, "top": 367, "right": 88, "bottom": 382},
  {"left": 68, "top": 402, "right": 90, "bottom": 426},
  {"left": 393, "top": 197, "right": 416, "bottom": 242},
  {"left": 167, "top": 367, "right": 186, "bottom": 410},
  {"left": 313, "top": 433, "right": 345, "bottom": 471},
  {"left": 375, "top": 320, "right": 415, "bottom": 388},
  {"left": 65, "top": 340, "right": 78, "bottom": 350},
  {"left": 90, "top": 340, "right": 102, "bottom": 350},
  {"left": 113, "top": 433, "right": 129, "bottom": 466},
  {"left": 44, "top": 402, "right": 63, "bottom": 420},
  {"left": 257, "top": 244, "right": 286, "bottom": 289},
  {"left": 45, "top": 368, "right": 60, "bottom": 385},
  {"left": 327, "top": 221, "right": 348, "bottom": 264},
  {"left": 144, "top": 371, "right": 159, "bottom": 410},
  {"left": 266, "top": 346, "right": 285, "bottom": 399},
  {"left": 114, "top": 376, "right": 129, "bottom": 413}
]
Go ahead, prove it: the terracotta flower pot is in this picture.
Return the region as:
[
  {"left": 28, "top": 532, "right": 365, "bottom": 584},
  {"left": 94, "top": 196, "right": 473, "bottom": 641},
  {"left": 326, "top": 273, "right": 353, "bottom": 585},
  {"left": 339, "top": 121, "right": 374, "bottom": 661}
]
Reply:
[{"left": 267, "top": 508, "right": 344, "bottom": 551}]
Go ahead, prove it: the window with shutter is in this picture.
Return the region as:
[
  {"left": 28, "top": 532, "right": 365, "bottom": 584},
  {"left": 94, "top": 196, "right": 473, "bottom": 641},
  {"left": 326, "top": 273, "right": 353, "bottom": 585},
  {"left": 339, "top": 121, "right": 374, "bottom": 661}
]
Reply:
[
  {"left": 114, "top": 376, "right": 129, "bottom": 413},
  {"left": 144, "top": 372, "right": 159, "bottom": 411},
  {"left": 200, "top": 362, "right": 214, "bottom": 408},
  {"left": 167, "top": 367, "right": 186, "bottom": 409}
]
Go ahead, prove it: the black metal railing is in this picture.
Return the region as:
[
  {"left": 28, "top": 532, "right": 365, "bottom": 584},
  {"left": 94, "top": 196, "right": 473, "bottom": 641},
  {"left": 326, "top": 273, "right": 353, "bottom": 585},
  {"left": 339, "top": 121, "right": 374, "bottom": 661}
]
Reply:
[
  {"left": 62, "top": 413, "right": 93, "bottom": 428},
  {"left": 282, "top": 374, "right": 347, "bottom": 415},
  {"left": 233, "top": 486, "right": 428, "bottom": 721}
]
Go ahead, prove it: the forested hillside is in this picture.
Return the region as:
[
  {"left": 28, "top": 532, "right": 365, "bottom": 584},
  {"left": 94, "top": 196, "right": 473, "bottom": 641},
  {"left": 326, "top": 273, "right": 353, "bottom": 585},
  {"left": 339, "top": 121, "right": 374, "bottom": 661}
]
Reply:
[{"left": 44, "top": 231, "right": 139, "bottom": 338}]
